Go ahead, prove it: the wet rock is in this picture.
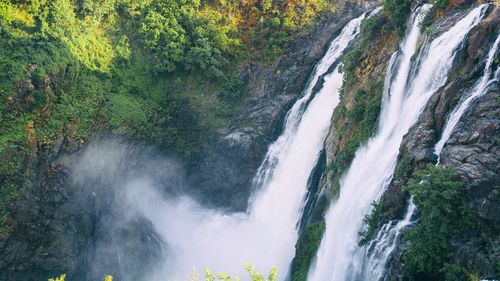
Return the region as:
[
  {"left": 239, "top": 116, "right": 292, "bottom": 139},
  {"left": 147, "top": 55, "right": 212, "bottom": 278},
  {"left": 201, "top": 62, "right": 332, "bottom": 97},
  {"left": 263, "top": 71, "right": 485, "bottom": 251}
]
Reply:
[
  {"left": 381, "top": 5, "right": 500, "bottom": 279},
  {"left": 189, "top": 0, "right": 379, "bottom": 211},
  {"left": 441, "top": 89, "right": 499, "bottom": 220}
]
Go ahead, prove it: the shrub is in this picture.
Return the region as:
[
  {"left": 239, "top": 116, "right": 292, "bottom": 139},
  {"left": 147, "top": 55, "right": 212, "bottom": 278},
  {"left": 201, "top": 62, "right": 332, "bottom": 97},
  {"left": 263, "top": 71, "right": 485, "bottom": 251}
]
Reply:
[
  {"left": 138, "top": 0, "right": 239, "bottom": 74},
  {"left": 434, "top": 0, "right": 449, "bottom": 8},
  {"left": 402, "top": 165, "right": 473, "bottom": 280},
  {"left": 49, "top": 275, "right": 66, "bottom": 281},
  {"left": 382, "top": 0, "right": 412, "bottom": 37},
  {"left": 290, "top": 221, "right": 326, "bottom": 281},
  {"left": 358, "top": 201, "right": 385, "bottom": 246}
]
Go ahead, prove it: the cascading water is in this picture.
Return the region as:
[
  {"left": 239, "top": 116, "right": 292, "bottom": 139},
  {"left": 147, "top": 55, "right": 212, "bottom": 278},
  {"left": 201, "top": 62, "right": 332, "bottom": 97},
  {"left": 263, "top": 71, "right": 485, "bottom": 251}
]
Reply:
[
  {"left": 126, "top": 13, "right": 368, "bottom": 280},
  {"left": 307, "top": 4, "right": 489, "bottom": 281},
  {"left": 434, "top": 34, "right": 500, "bottom": 162},
  {"left": 359, "top": 31, "right": 500, "bottom": 281},
  {"left": 360, "top": 199, "right": 416, "bottom": 280},
  {"left": 345, "top": 5, "right": 432, "bottom": 279}
]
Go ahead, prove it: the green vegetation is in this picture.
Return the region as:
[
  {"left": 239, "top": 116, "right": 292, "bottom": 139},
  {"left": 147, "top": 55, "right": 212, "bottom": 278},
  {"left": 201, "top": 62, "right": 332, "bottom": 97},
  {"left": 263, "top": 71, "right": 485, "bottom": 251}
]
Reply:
[
  {"left": 341, "top": 14, "right": 388, "bottom": 88},
  {"left": 49, "top": 265, "right": 276, "bottom": 281},
  {"left": 49, "top": 275, "right": 67, "bottom": 281},
  {"left": 137, "top": 0, "right": 239, "bottom": 75},
  {"left": 290, "top": 221, "right": 325, "bottom": 281},
  {"left": 328, "top": 79, "right": 384, "bottom": 197},
  {"left": 394, "top": 149, "right": 411, "bottom": 179},
  {"left": 402, "top": 165, "right": 498, "bottom": 281},
  {"left": 383, "top": 0, "right": 447, "bottom": 35},
  {"left": 419, "top": 6, "right": 436, "bottom": 33},
  {"left": 382, "top": 0, "right": 412, "bottom": 37},
  {"left": 203, "top": 264, "right": 277, "bottom": 281},
  {"left": 358, "top": 201, "right": 385, "bottom": 246},
  {"left": 0, "top": 0, "right": 338, "bottom": 236},
  {"left": 434, "top": 0, "right": 449, "bottom": 8}
]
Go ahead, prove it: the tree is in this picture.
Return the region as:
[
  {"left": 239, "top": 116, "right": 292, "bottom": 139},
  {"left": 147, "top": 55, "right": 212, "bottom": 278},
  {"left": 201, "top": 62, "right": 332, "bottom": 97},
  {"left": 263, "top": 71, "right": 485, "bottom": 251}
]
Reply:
[
  {"left": 402, "top": 165, "right": 473, "bottom": 280},
  {"left": 382, "top": 0, "right": 411, "bottom": 36}
]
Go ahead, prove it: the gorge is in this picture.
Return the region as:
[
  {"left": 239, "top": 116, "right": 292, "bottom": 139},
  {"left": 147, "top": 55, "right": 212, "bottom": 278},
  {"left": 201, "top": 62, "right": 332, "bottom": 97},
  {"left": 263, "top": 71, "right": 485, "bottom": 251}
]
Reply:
[{"left": 0, "top": 0, "right": 499, "bottom": 281}]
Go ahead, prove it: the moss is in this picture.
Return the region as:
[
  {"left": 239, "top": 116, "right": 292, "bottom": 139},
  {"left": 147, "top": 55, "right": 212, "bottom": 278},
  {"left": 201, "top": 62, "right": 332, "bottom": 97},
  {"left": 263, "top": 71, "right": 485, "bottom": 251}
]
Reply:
[{"left": 290, "top": 221, "right": 326, "bottom": 281}]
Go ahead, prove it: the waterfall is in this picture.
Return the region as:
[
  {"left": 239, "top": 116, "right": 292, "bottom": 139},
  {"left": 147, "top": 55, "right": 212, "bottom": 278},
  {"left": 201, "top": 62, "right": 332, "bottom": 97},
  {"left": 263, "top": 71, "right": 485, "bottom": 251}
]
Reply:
[
  {"left": 434, "top": 34, "right": 500, "bottom": 162},
  {"left": 360, "top": 29, "right": 500, "bottom": 281},
  {"left": 360, "top": 199, "right": 416, "bottom": 281},
  {"left": 359, "top": 30, "right": 500, "bottom": 281},
  {"left": 361, "top": 25, "right": 499, "bottom": 281},
  {"left": 126, "top": 12, "right": 368, "bottom": 280},
  {"left": 306, "top": 4, "right": 488, "bottom": 281}
]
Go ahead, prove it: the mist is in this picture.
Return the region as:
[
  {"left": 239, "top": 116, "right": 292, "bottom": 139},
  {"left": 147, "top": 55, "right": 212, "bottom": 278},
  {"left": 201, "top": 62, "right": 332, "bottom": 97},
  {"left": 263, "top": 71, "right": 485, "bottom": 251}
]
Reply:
[
  {"left": 68, "top": 10, "right": 361, "bottom": 280},
  {"left": 70, "top": 139, "right": 286, "bottom": 281}
]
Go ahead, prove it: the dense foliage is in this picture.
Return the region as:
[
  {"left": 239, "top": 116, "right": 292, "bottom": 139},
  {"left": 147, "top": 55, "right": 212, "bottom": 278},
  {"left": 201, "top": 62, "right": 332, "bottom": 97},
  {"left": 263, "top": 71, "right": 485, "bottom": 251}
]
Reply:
[
  {"left": 401, "top": 165, "right": 499, "bottom": 281},
  {"left": 290, "top": 221, "right": 325, "bottom": 281},
  {"left": 138, "top": 0, "right": 239, "bottom": 74},
  {"left": 204, "top": 264, "right": 277, "bottom": 281},
  {"left": 382, "top": 0, "right": 412, "bottom": 36},
  {"left": 358, "top": 201, "right": 385, "bottom": 246},
  {"left": 0, "top": 0, "right": 336, "bottom": 237}
]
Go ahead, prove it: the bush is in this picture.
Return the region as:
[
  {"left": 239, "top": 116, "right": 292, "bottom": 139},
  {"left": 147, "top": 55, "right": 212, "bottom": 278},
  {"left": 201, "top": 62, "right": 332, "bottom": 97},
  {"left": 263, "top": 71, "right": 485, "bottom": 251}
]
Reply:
[
  {"left": 290, "top": 222, "right": 326, "bottom": 281},
  {"left": 360, "top": 15, "right": 388, "bottom": 42},
  {"left": 358, "top": 201, "right": 385, "bottom": 246},
  {"left": 382, "top": 0, "right": 412, "bottom": 37},
  {"left": 434, "top": 0, "right": 449, "bottom": 8},
  {"left": 402, "top": 165, "right": 473, "bottom": 280},
  {"left": 49, "top": 266, "right": 276, "bottom": 281},
  {"left": 138, "top": 0, "right": 239, "bottom": 74}
]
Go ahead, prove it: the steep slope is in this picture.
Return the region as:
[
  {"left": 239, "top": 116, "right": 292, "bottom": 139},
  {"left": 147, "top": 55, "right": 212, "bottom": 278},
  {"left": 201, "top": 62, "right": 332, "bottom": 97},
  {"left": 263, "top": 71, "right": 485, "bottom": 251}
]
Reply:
[
  {"left": 0, "top": 1, "right": 377, "bottom": 280},
  {"left": 293, "top": 1, "right": 499, "bottom": 280}
]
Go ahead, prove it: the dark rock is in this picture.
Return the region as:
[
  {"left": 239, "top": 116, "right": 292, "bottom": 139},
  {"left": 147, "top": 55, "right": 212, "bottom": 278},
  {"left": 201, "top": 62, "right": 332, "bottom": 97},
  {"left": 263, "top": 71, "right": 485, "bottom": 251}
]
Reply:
[
  {"left": 0, "top": 140, "right": 168, "bottom": 281},
  {"left": 382, "top": 5, "right": 500, "bottom": 279},
  {"left": 441, "top": 89, "right": 499, "bottom": 220},
  {"left": 189, "top": 0, "right": 380, "bottom": 211}
]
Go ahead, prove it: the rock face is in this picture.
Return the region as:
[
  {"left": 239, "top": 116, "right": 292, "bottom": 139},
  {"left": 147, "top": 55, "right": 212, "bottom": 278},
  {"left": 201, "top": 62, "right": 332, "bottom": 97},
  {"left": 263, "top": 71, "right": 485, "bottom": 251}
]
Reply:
[
  {"left": 0, "top": 139, "right": 169, "bottom": 281},
  {"left": 0, "top": 2, "right": 380, "bottom": 280},
  {"left": 369, "top": 4, "right": 500, "bottom": 279},
  {"left": 189, "top": 0, "right": 379, "bottom": 211},
  {"left": 441, "top": 89, "right": 499, "bottom": 220},
  {"left": 294, "top": 1, "right": 499, "bottom": 280}
]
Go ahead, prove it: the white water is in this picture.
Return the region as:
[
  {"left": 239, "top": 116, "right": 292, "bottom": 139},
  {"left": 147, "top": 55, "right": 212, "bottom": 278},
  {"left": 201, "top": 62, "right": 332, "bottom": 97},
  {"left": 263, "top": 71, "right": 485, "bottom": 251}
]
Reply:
[
  {"left": 360, "top": 199, "right": 416, "bottom": 281},
  {"left": 434, "top": 34, "right": 500, "bottom": 162},
  {"left": 307, "top": 4, "right": 488, "bottom": 281},
  {"left": 125, "top": 13, "right": 367, "bottom": 281},
  {"left": 360, "top": 34, "right": 500, "bottom": 278}
]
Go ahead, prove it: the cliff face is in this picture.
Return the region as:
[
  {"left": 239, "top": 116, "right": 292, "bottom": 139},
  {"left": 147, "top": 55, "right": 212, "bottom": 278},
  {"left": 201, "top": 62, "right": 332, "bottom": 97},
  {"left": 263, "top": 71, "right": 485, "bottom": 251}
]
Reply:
[
  {"left": 188, "top": 0, "right": 379, "bottom": 211},
  {"left": 384, "top": 5, "right": 500, "bottom": 279},
  {"left": 1, "top": 0, "right": 497, "bottom": 280},
  {"left": 299, "top": 1, "right": 499, "bottom": 280},
  {"left": 0, "top": 1, "right": 378, "bottom": 280}
]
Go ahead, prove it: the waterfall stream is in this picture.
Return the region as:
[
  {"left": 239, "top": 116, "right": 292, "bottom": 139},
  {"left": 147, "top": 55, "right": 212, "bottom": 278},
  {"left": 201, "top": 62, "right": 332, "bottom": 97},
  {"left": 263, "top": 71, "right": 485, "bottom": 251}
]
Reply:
[
  {"left": 360, "top": 21, "right": 499, "bottom": 281},
  {"left": 127, "top": 12, "right": 368, "bottom": 280},
  {"left": 434, "top": 34, "right": 500, "bottom": 162},
  {"left": 306, "top": 4, "right": 489, "bottom": 281}
]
